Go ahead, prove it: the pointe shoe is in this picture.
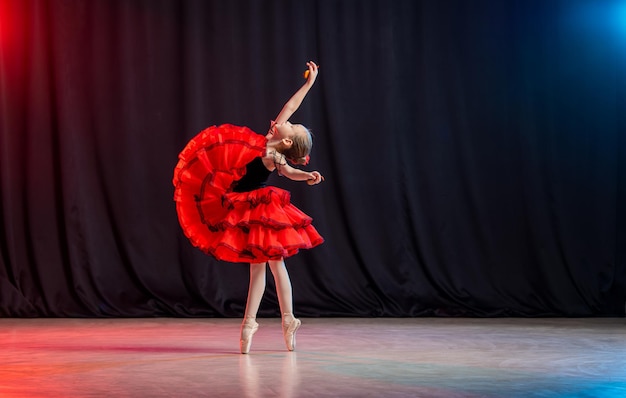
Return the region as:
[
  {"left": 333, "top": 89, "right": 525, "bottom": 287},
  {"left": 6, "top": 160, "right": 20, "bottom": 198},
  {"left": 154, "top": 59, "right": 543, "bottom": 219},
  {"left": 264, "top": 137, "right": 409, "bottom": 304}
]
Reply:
[
  {"left": 282, "top": 313, "right": 301, "bottom": 351},
  {"left": 240, "top": 317, "right": 259, "bottom": 354}
]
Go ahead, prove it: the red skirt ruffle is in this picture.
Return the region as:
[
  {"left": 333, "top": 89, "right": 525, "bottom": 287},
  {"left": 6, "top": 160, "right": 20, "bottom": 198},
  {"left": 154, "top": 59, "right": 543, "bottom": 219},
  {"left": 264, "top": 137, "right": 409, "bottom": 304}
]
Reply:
[{"left": 173, "top": 124, "right": 323, "bottom": 263}]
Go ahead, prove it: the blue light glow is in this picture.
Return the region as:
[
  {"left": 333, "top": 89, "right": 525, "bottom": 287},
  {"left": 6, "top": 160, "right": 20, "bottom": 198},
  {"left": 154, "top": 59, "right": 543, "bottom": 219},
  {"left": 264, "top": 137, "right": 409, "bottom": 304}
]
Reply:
[
  {"left": 567, "top": 1, "right": 626, "bottom": 38},
  {"left": 616, "top": 3, "right": 626, "bottom": 35}
]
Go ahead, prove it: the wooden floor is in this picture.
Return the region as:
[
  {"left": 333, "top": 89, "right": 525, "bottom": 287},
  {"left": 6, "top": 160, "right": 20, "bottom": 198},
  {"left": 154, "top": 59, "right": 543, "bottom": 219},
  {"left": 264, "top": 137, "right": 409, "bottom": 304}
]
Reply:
[{"left": 0, "top": 317, "right": 625, "bottom": 397}]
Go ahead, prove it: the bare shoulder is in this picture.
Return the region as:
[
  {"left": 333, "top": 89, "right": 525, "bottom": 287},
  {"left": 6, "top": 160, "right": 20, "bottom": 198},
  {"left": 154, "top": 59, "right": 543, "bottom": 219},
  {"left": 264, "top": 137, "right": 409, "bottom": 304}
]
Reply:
[{"left": 261, "top": 151, "right": 280, "bottom": 171}]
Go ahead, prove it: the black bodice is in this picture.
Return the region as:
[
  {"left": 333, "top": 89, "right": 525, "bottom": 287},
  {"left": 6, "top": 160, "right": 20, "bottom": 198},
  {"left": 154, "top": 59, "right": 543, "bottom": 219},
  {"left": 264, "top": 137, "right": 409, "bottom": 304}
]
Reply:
[{"left": 232, "top": 157, "right": 272, "bottom": 192}]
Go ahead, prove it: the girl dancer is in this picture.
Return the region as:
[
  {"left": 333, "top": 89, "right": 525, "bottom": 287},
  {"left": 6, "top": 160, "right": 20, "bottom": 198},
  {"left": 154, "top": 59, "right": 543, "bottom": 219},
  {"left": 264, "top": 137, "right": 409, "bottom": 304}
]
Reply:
[{"left": 173, "top": 61, "right": 323, "bottom": 354}]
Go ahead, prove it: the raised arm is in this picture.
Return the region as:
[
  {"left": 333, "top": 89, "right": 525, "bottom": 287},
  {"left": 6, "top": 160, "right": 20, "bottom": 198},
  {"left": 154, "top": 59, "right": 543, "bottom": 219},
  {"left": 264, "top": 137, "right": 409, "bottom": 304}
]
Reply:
[{"left": 271, "top": 61, "right": 319, "bottom": 130}]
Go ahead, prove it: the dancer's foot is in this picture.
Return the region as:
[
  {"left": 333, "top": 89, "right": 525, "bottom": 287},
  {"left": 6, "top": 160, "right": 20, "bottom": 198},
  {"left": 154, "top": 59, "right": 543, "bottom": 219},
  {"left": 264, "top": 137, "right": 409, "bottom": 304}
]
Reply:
[
  {"left": 240, "top": 317, "right": 259, "bottom": 354},
  {"left": 282, "top": 313, "right": 301, "bottom": 351}
]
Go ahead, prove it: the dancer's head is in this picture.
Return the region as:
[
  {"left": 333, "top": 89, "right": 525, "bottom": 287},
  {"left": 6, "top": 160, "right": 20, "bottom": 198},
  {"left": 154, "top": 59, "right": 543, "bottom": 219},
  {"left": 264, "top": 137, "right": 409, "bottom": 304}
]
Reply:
[{"left": 274, "top": 122, "right": 313, "bottom": 165}]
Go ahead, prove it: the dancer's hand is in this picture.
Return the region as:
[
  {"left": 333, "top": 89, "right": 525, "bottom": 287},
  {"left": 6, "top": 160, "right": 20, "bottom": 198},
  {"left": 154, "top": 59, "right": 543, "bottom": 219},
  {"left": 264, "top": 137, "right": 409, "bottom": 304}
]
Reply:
[
  {"left": 306, "top": 171, "right": 324, "bottom": 185},
  {"left": 303, "top": 61, "right": 319, "bottom": 85}
]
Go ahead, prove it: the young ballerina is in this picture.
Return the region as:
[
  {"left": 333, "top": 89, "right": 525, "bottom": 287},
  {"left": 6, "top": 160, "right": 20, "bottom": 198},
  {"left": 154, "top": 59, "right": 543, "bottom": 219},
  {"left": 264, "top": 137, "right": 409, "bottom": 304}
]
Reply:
[{"left": 172, "top": 61, "right": 323, "bottom": 354}]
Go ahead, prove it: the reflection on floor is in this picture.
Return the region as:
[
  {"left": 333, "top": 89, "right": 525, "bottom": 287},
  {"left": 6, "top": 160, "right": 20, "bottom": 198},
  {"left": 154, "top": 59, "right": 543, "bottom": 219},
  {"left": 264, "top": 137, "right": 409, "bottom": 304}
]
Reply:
[{"left": 1, "top": 317, "right": 625, "bottom": 397}]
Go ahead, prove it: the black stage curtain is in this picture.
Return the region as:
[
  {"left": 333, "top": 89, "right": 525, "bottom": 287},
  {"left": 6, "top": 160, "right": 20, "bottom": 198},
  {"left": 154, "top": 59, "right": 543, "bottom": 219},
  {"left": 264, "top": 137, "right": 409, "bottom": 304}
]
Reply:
[{"left": 1, "top": 0, "right": 624, "bottom": 317}]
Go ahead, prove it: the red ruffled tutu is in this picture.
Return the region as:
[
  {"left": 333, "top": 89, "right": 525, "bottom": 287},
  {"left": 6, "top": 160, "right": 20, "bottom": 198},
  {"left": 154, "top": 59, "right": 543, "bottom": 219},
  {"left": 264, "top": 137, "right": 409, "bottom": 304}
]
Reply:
[{"left": 173, "top": 124, "right": 324, "bottom": 263}]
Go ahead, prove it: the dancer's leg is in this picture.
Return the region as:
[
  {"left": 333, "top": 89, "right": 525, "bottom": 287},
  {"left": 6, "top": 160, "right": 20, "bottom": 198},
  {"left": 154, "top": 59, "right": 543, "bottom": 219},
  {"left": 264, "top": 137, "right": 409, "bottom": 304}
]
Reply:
[
  {"left": 244, "top": 262, "right": 267, "bottom": 318},
  {"left": 240, "top": 262, "right": 266, "bottom": 354},
  {"left": 268, "top": 259, "right": 301, "bottom": 351},
  {"left": 268, "top": 259, "right": 293, "bottom": 316}
]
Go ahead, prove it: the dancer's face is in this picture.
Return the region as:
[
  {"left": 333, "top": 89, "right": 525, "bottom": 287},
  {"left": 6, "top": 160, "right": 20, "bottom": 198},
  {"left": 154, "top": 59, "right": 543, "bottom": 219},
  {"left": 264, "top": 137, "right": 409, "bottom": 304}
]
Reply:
[{"left": 274, "top": 121, "right": 306, "bottom": 142}]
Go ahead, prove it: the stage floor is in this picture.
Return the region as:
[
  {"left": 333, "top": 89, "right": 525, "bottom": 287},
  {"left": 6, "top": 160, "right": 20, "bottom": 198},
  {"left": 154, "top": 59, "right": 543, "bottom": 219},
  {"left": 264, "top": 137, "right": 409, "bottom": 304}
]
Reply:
[{"left": 0, "top": 317, "right": 624, "bottom": 397}]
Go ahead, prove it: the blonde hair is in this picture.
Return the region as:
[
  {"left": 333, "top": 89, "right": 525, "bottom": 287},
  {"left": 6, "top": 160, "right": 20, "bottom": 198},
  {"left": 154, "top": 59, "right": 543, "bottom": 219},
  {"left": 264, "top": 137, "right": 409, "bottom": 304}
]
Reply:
[{"left": 282, "top": 126, "right": 313, "bottom": 165}]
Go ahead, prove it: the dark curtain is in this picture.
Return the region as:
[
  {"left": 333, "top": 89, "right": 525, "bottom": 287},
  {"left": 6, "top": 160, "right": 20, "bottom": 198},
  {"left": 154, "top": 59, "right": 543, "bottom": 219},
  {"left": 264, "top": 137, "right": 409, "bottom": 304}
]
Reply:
[{"left": 1, "top": 0, "right": 624, "bottom": 317}]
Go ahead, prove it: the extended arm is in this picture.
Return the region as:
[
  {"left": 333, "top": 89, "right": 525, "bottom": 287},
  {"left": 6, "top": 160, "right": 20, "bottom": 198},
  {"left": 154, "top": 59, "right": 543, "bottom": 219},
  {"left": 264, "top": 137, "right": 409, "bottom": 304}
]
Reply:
[
  {"left": 272, "top": 61, "right": 319, "bottom": 126},
  {"left": 266, "top": 151, "right": 323, "bottom": 184},
  {"left": 277, "top": 163, "right": 324, "bottom": 185}
]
